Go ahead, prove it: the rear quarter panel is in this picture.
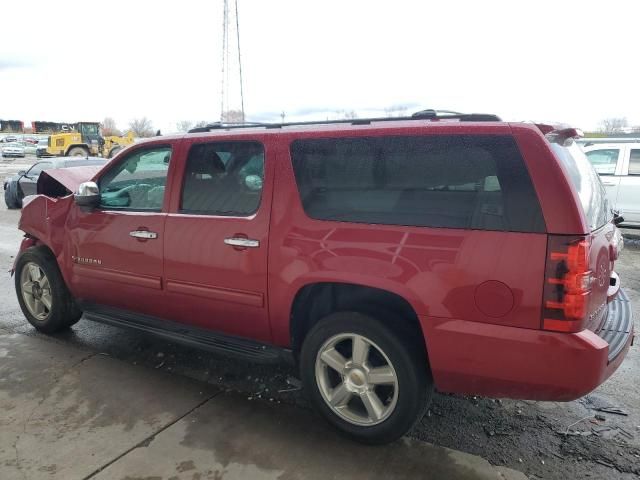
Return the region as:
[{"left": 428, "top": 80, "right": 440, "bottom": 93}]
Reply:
[{"left": 267, "top": 130, "right": 548, "bottom": 347}]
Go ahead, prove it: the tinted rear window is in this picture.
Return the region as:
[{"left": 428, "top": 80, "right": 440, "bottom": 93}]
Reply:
[
  {"left": 291, "top": 135, "right": 545, "bottom": 232},
  {"left": 551, "top": 142, "right": 611, "bottom": 231}
]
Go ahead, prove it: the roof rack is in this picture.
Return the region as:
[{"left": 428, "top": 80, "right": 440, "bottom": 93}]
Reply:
[{"left": 187, "top": 109, "right": 502, "bottom": 133}]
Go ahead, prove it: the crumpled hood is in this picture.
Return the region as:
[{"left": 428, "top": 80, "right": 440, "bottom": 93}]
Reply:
[{"left": 37, "top": 165, "right": 102, "bottom": 197}]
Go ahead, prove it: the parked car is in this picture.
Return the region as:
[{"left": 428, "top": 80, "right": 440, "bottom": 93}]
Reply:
[
  {"left": 12, "top": 112, "right": 632, "bottom": 444},
  {"left": 20, "top": 141, "right": 38, "bottom": 156},
  {"left": 35, "top": 138, "right": 51, "bottom": 158},
  {"left": 583, "top": 143, "right": 640, "bottom": 227},
  {"left": 1, "top": 135, "right": 18, "bottom": 143},
  {"left": 4, "top": 157, "right": 107, "bottom": 208},
  {"left": 1, "top": 142, "right": 25, "bottom": 158}
]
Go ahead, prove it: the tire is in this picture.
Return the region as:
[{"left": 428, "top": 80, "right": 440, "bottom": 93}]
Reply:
[
  {"left": 15, "top": 246, "right": 82, "bottom": 333},
  {"left": 67, "top": 147, "right": 88, "bottom": 157},
  {"left": 300, "top": 311, "right": 433, "bottom": 444},
  {"left": 4, "top": 186, "right": 20, "bottom": 209},
  {"left": 109, "top": 146, "right": 122, "bottom": 158}
]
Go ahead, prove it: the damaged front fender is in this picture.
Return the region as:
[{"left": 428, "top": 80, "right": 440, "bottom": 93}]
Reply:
[{"left": 17, "top": 166, "right": 101, "bottom": 274}]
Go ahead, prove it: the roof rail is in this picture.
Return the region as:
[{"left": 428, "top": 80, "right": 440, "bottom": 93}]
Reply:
[{"left": 187, "top": 110, "right": 502, "bottom": 133}]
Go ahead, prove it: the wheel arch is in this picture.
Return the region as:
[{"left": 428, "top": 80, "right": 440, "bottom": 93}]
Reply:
[{"left": 289, "top": 281, "right": 427, "bottom": 360}]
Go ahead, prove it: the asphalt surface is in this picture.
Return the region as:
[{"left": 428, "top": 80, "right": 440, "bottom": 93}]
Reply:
[{"left": 1, "top": 158, "right": 639, "bottom": 479}]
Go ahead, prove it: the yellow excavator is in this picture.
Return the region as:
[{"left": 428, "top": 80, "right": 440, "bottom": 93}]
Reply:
[{"left": 45, "top": 122, "right": 135, "bottom": 158}]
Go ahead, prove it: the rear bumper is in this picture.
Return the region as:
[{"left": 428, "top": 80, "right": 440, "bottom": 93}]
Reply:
[{"left": 421, "top": 290, "right": 634, "bottom": 401}]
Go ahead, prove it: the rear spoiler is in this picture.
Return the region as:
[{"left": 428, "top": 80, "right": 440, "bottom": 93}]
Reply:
[{"left": 535, "top": 123, "right": 584, "bottom": 146}]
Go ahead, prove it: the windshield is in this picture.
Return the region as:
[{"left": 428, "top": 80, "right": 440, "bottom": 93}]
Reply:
[
  {"left": 551, "top": 141, "right": 611, "bottom": 231},
  {"left": 81, "top": 124, "right": 99, "bottom": 135}
]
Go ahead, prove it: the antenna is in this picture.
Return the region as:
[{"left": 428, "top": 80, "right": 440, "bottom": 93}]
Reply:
[{"left": 220, "top": 0, "right": 245, "bottom": 122}]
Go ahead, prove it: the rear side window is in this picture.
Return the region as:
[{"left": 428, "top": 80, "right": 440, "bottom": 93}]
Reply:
[
  {"left": 180, "top": 141, "right": 264, "bottom": 216},
  {"left": 551, "top": 142, "right": 610, "bottom": 231},
  {"left": 629, "top": 149, "right": 640, "bottom": 175},
  {"left": 290, "top": 135, "right": 545, "bottom": 232}
]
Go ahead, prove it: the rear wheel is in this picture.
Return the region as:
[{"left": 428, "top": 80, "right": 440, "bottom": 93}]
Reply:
[
  {"left": 300, "top": 312, "right": 432, "bottom": 444},
  {"left": 108, "top": 146, "right": 122, "bottom": 158},
  {"left": 15, "top": 247, "right": 82, "bottom": 333},
  {"left": 67, "top": 147, "right": 88, "bottom": 157}
]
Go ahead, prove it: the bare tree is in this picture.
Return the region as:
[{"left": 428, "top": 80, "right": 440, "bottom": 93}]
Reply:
[
  {"left": 599, "top": 117, "right": 628, "bottom": 134},
  {"left": 102, "top": 117, "right": 121, "bottom": 136},
  {"left": 221, "top": 110, "right": 245, "bottom": 123},
  {"left": 128, "top": 117, "right": 154, "bottom": 137},
  {"left": 193, "top": 120, "right": 208, "bottom": 128},
  {"left": 176, "top": 120, "right": 193, "bottom": 132}
]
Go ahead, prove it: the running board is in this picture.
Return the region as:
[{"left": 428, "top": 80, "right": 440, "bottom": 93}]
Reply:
[{"left": 82, "top": 304, "right": 292, "bottom": 364}]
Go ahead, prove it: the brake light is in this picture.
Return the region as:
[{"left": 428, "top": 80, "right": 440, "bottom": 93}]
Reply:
[{"left": 543, "top": 236, "right": 592, "bottom": 332}]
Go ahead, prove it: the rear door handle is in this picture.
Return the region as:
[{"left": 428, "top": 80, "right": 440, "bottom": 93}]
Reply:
[
  {"left": 130, "top": 230, "right": 158, "bottom": 239},
  {"left": 224, "top": 237, "right": 260, "bottom": 248}
]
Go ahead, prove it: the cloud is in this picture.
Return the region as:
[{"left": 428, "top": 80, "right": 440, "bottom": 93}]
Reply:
[{"left": 0, "top": 57, "right": 37, "bottom": 71}]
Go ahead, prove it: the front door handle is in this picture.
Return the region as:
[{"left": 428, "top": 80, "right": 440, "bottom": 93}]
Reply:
[
  {"left": 602, "top": 182, "right": 617, "bottom": 186},
  {"left": 130, "top": 230, "right": 158, "bottom": 239},
  {"left": 224, "top": 237, "right": 260, "bottom": 248}
]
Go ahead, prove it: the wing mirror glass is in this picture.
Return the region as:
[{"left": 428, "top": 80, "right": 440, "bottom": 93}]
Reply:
[{"left": 74, "top": 181, "right": 101, "bottom": 208}]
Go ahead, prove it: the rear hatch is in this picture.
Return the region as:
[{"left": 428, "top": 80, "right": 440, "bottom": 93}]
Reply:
[{"left": 542, "top": 133, "right": 622, "bottom": 333}]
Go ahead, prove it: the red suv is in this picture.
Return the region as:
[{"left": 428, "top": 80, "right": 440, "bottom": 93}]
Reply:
[{"left": 13, "top": 111, "right": 633, "bottom": 444}]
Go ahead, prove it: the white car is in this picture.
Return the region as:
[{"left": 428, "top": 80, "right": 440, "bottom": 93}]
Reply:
[
  {"left": 583, "top": 142, "right": 640, "bottom": 227},
  {"left": 1, "top": 142, "right": 26, "bottom": 158}
]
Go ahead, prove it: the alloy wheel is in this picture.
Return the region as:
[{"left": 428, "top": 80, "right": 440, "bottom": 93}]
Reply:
[
  {"left": 20, "top": 262, "right": 52, "bottom": 321},
  {"left": 315, "top": 333, "right": 399, "bottom": 426}
]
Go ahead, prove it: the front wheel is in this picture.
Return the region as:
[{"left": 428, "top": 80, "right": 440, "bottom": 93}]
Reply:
[
  {"left": 4, "top": 186, "right": 21, "bottom": 209},
  {"left": 300, "top": 312, "right": 433, "bottom": 444},
  {"left": 15, "top": 247, "right": 82, "bottom": 333},
  {"left": 67, "top": 147, "right": 88, "bottom": 157}
]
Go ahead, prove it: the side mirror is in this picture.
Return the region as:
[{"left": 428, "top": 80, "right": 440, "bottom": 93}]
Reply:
[
  {"left": 17, "top": 170, "right": 26, "bottom": 176},
  {"left": 74, "top": 181, "right": 101, "bottom": 208}
]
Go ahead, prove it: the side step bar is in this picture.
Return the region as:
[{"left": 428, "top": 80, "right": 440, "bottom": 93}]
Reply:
[{"left": 82, "top": 304, "right": 293, "bottom": 364}]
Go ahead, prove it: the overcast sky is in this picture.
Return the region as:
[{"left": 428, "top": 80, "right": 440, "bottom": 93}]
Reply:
[{"left": 2, "top": 0, "right": 638, "bottom": 133}]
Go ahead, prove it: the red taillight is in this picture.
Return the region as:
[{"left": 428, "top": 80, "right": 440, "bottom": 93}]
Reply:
[{"left": 543, "top": 237, "right": 592, "bottom": 332}]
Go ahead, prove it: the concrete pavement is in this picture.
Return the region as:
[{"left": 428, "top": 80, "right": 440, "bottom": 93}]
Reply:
[{"left": 0, "top": 332, "right": 526, "bottom": 480}]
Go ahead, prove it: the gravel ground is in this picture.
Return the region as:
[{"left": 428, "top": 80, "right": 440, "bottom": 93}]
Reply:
[{"left": 1, "top": 158, "right": 638, "bottom": 479}]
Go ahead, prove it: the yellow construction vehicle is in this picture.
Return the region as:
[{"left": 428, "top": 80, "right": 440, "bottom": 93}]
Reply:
[
  {"left": 103, "top": 131, "right": 136, "bottom": 158},
  {"left": 45, "top": 122, "right": 135, "bottom": 158}
]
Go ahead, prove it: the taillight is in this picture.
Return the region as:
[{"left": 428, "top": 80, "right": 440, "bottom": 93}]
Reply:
[{"left": 542, "top": 235, "right": 592, "bottom": 333}]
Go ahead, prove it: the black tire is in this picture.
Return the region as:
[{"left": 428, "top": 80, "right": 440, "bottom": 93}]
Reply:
[
  {"left": 67, "top": 147, "right": 88, "bottom": 157},
  {"left": 15, "top": 246, "right": 82, "bottom": 333},
  {"left": 109, "top": 146, "right": 122, "bottom": 158},
  {"left": 300, "top": 311, "right": 433, "bottom": 444},
  {"left": 4, "top": 185, "right": 20, "bottom": 209}
]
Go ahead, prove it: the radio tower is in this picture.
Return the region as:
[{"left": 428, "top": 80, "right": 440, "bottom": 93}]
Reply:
[{"left": 220, "top": 0, "right": 245, "bottom": 122}]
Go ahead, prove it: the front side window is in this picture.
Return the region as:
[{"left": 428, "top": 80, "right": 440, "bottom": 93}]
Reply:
[
  {"left": 585, "top": 148, "right": 619, "bottom": 175},
  {"left": 180, "top": 141, "right": 264, "bottom": 216},
  {"left": 290, "top": 135, "right": 545, "bottom": 232},
  {"left": 99, "top": 146, "right": 171, "bottom": 210},
  {"left": 629, "top": 149, "right": 640, "bottom": 175}
]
